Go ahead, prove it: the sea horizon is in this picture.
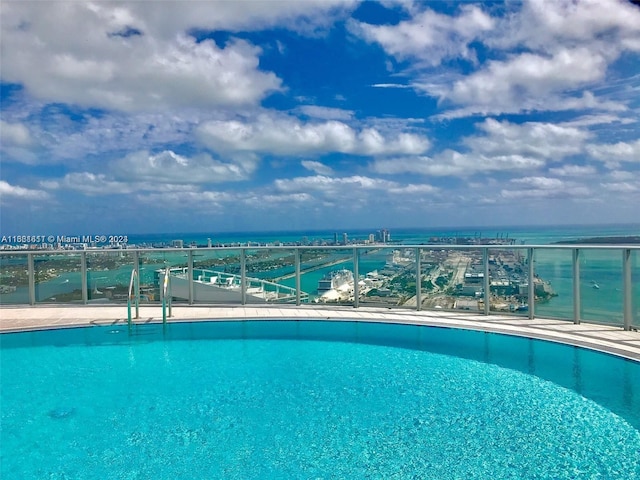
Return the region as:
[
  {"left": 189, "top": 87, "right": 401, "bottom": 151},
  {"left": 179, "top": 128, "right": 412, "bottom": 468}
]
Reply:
[
  {"left": 118, "top": 222, "right": 640, "bottom": 247},
  {"left": 100, "top": 221, "right": 640, "bottom": 237}
]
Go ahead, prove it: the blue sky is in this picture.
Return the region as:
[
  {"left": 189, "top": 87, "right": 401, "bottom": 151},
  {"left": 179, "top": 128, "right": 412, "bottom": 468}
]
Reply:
[{"left": 1, "top": 0, "right": 639, "bottom": 235}]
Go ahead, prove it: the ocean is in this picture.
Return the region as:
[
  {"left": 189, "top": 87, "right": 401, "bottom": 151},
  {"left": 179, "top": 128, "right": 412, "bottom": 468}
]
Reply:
[
  {"left": 123, "top": 223, "right": 639, "bottom": 248},
  {"left": 1, "top": 224, "right": 639, "bottom": 326}
]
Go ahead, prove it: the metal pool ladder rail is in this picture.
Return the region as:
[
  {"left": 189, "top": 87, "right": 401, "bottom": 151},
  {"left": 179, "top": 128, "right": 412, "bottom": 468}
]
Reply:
[
  {"left": 161, "top": 267, "right": 172, "bottom": 326},
  {"left": 127, "top": 269, "right": 140, "bottom": 329},
  {"left": 127, "top": 267, "right": 172, "bottom": 331}
]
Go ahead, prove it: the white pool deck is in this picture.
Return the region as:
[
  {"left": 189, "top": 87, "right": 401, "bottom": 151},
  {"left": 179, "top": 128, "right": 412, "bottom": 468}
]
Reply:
[{"left": 1, "top": 305, "right": 639, "bottom": 361}]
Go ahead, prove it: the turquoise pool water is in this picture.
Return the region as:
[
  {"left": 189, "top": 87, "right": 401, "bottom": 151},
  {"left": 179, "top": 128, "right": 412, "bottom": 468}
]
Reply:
[{"left": 1, "top": 320, "right": 639, "bottom": 479}]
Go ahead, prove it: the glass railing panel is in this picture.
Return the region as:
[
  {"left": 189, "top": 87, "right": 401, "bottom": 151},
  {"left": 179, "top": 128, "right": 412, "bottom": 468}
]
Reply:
[
  {"left": 192, "top": 248, "right": 239, "bottom": 273},
  {"left": 533, "top": 248, "right": 572, "bottom": 321},
  {"left": 139, "top": 250, "right": 190, "bottom": 304},
  {"left": 356, "top": 247, "right": 399, "bottom": 308},
  {"left": 488, "top": 247, "right": 532, "bottom": 317},
  {"left": 418, "top": 246, "right": 462, "bottom": 310},
  {"left": 0, "top": 254, "right": 29, "bottom": 304},
  {"left": 580, "top": 248, "right": 623, "bottom": 326},
  {"left": 34, "top": 253, "right": 82, "bottom": 303},
  {"left": 244, "top": 248, "right": 294, "bottom": 281},
  {"left": 291, "top": 247, "right": 354, "bottom": 305},
  {"left": 191, "top": 248, "right": 242, "bottom": 305},
  {"left": 241, "top": 248, "right": 300, "bottom": 304},
  {"left": 631, "top": 249, "right": 639, "bottom": 330},
  {"left": 86, "top": 250, "right": 136, "bottom": 304}
]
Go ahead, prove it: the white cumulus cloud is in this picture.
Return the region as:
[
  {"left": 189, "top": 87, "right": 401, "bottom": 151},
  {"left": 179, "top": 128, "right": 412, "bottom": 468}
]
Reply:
[
  {"left": 372, "top": 151, "right": 545, "bottom": 177},
  {"left": 444, "top": 48, "right": 610, "bottom": 115},
  {"left": 301, "top": 160, "right": 334, "bottom": 175},
  {"left": 110, "top": 150, "right": 257, "bottom": 184},
  {"left": 350, "top": 4, "right": 494, "bottom": 66},
  {"left": 1, "top": 3, "right": 285, "bottom": 112},
  {"left": 0, "top": 180, "right": 49, "bottom": 200},
  {"left": 465, "top": 119, "right": 591, "bottom": 161},
  {"left": 549, "top": 165, "right": 597, "bottom": 177},
  {"left": 0, "top": 120, "right": 32, "bottom": 146},
  {"left": 370, "top": 0, "right": 640, "bottom": 118},
  {"left": 500, "top": 176, "right": 591, "bottom": 199},
  {"left": 587, "top": 139, "right": 640, "bottom": 165},
  {"left": 197, "top": 114, "right": 430, "bottom": 156}
]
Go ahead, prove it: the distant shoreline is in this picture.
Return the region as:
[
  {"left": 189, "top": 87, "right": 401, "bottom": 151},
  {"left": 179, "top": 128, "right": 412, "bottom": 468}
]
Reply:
[{"left": 553, "top": 236, "right": 640, "bottom": 245}]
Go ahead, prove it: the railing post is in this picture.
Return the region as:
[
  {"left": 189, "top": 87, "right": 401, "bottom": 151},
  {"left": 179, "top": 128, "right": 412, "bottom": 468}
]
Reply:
[
  {"left": 167, "top": 269, "right": 172, "bottom": 318},
  {"left": 573, "top": 248, "right": 581, "bottom": 325},
  {"left": 188, "top": 250, "right": 194, "bottom": 305},
  {"left": 240, "top": 248, "right": 246, "bottom": 305},
  {"left": 528, "top": 247, "right": 535, "bottom": 319},
  {"left": 133, "top": 251, "right": 140, "bottom": 313},
  {"left": 27, "top": 253, "right": 35, "bottom": 305},
  {"left": 415, "top": 247, "right": 422, "bottom": 311},
  {"left": 295, "top": 248, "right": 301, "bottom": 306},
  {"left": 353, "top": 247, "right": 359, "bottom": 308},
  {"left": 623, "top": 248, "right": 632, "bottom": 331},
  {"left": 81, "top": 251, "right": 88, "bottom": 304},
  {"left": 483, "top": 247, "right": 490, "bottom": 315}
]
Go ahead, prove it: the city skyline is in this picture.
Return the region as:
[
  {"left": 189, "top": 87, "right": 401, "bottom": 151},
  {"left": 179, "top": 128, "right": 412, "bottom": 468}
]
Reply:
[{"left": 1, "top": 0, "right": 640, "bottom": 235}]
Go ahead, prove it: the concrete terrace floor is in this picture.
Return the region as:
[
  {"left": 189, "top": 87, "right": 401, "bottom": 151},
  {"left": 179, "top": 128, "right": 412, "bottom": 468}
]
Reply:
[{"left": 2, "top": 304, "right": 640, "bottom": 361}]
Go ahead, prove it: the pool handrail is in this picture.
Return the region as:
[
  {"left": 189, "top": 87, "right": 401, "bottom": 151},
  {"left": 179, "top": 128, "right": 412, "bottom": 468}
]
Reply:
[
  {"left": 127, "top": 268, "right": 140, "bottom": 329},
  {"left": 162, "top": 267, "right": 172, "bottom": 326}
]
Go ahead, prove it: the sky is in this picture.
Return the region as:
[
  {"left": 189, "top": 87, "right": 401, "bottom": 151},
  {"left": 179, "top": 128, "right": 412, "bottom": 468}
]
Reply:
[{"left": 1, "top": 0, "right": 639, "bottom": 235}]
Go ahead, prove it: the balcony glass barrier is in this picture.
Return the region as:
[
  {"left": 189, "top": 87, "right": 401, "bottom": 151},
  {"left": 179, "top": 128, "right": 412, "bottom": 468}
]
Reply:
[
  {"left": 34, "top": 253, "right": 82, "bottom": 303},
  {"left": 190, "top": 248, "right": 240, "bottom": 304},
  {"left": 633, "top": 250, "right": 639, "bottom": 330},
  {"left": 485, "top": 247, "right": 532, "bottom": 317},
  {"left": 535, "top": 248, "right": 573, "bottom": 321},
  {"left": 243, "top": 248, "right": 302, "bottom": 304},
  {"left": 141, "top": 250, "right": 190, "bottom": 303},
  {"left": 418, "top": 247, "right": 461, "bottom": 311},
  {"left": 579, "top": 249, "right": 623, "bottom": 326},
  {"left": 86, "top": 250, "right": 136, "bottom": 303},
  {"left": 358, "top": 247, "right": 400, "bottom": 309},
  {"left": 0, "top": 245, "right": 637, "bottom": 331},
  {"left": 0, "top": 254, "right": 29, "bottom": 304}
]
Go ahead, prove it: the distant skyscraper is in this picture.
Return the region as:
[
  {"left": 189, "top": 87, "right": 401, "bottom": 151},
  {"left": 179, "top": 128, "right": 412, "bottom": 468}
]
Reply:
[
  {"left": 342, "top": 232, "right": 348, "bottom": 245},
  {"left": 334, "top": 232, "right": 338, "bottom": 244},
  {"left": 377, "top": 229, "right": 390, "bottom": 243}
]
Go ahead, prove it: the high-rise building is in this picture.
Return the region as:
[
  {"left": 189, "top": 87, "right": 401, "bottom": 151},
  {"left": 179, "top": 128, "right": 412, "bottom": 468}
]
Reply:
[{"left": 376, "top": 229, "right": 390, "bottom": 243}]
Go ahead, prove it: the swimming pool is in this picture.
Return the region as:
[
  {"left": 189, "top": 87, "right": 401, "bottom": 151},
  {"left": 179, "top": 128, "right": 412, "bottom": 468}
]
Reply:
[{"left": 1, "top": 320, "right": 639, "bottom": 479}]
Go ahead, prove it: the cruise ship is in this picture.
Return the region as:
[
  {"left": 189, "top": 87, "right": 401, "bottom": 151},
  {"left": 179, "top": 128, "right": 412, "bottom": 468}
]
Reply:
[{"left": 316, "top": 269, "right": 354, "bottom": 302}]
